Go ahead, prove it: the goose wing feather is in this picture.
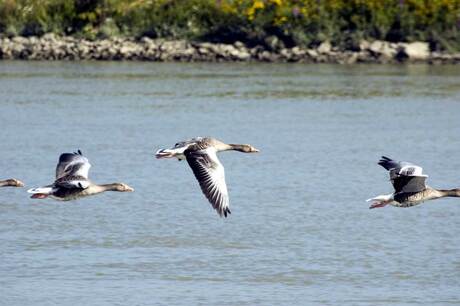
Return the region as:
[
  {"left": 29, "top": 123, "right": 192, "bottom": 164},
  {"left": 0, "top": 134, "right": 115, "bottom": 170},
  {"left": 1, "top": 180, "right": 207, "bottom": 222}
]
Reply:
[
  {"left": 392, "top": 176, "right": 427, "bottom": 193},
  {"left": 54, "top": 175, "right": 90, "bottom": 190},
  {"left": 185, "top": 148, "right": 230, "bottom": 217},
  {"left": 56, "top": 150, "right": 91, "bottom": 180},
  {"left": 378, "top": 156, "right": 427, "bottom": 193}
]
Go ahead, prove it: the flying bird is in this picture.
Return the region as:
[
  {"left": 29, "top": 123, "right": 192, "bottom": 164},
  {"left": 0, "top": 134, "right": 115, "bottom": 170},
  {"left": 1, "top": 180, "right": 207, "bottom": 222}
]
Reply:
[
  {"left": 28, "top": 150, "right": 134, "bottom": 200},
  {"left": 156, "top": 137, "right": 259, "bottom": 217},
  {"left": 0, "top": 178, "right": 24, "bottom": 187},
  {"left": 367, "top": 156, "right": 460, "bottom": 209}
]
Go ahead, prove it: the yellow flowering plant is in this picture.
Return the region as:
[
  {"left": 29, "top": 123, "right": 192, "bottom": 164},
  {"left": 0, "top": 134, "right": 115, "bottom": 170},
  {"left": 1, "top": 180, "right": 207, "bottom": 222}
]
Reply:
[{"left": 0, "top": 0, "right": 459, "bottom": 50}]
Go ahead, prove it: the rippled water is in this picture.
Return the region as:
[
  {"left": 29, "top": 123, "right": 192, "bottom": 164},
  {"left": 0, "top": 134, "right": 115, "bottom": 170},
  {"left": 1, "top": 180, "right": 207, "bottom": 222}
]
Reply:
[{"left": 1, "top": 62, "right": 460, "bottom": 305}]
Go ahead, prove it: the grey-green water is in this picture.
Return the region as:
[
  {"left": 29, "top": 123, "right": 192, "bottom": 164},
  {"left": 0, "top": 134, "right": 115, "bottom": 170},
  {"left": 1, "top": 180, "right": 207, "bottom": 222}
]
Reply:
[{"left": 1, "top": 62, "right": 460, "bottom": 305}]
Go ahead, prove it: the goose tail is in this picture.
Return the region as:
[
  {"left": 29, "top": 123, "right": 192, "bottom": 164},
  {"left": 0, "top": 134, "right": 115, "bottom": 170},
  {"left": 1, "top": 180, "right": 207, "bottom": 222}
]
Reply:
[
  {"left": 27, "top": 186, "right": 53, "bottom": 194},
  {"left": 27, "top": 186, "right": 54, "bottom": 199},
  {"left": 366, "top": 194, "right": 393, "bottom": 202}
]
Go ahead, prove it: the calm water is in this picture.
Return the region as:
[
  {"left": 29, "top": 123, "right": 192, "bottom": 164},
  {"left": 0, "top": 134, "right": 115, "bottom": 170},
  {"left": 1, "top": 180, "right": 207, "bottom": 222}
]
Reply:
[{"left": 1, "top": 62, "right": 460, "bottom": 305}]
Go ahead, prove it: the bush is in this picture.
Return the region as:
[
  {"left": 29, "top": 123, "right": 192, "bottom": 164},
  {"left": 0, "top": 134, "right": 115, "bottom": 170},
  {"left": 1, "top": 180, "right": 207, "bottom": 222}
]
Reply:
[{"left": 0, "top": 0, "right": 459, "bottom": 51}]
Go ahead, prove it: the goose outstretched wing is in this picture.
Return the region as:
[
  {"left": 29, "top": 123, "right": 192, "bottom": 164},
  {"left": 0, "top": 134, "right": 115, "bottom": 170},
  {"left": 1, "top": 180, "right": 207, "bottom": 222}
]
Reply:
[
  {"left": 185, "top": 148, "right": 230, "bottom": 217},
  {"left": 55, "top": 150, "right": 91, "bottom": 180},
  {"left": 378, "top": 156, "right": 427, "bottom": 193}
]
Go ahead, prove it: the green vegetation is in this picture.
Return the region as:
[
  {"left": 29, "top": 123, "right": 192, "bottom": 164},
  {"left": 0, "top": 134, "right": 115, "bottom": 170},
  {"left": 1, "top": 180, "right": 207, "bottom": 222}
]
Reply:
[{"left": 0, "top": 0, "right": 459, "bottom": 51}]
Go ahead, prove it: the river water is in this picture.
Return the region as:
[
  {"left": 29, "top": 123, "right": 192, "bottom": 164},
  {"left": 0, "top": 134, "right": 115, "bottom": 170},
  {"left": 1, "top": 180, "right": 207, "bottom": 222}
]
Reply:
[{"left": 1, "top": 62, "right": 460, "bottom": 305}]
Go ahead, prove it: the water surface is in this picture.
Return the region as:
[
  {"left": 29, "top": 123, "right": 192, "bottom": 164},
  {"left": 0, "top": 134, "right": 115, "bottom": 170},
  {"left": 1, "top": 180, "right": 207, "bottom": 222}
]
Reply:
[{"left": 1, "top": 62, "right": 460, "bottom": 305}]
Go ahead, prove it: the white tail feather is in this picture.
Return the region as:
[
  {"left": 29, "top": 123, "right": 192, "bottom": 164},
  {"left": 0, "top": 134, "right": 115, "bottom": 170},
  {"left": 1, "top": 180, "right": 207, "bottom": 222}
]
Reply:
[
  {"left": 27, "top": 186, "right": 54, "bottom": 194},
  {"left": 366, "top": 194, "right": 393, "bottom": 202}
]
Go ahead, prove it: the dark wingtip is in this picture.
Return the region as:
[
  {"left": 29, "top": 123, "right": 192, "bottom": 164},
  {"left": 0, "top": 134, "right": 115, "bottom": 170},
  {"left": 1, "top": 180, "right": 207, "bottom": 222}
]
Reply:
[
  {"left": 378, "top": 156, "right": 396, "bottom": 170},
  {"left": 221, "top": 207, "right": 232, "bottom": 218}
]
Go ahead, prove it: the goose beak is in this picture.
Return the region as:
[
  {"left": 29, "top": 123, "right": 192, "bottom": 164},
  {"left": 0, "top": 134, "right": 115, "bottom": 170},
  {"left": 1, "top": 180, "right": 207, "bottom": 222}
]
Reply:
[
  {"left": 15, "top": 180, "right": 25, "bottom": 187},
  {"left": 155, "top": 149, "right": 175, "bottom": 159}
]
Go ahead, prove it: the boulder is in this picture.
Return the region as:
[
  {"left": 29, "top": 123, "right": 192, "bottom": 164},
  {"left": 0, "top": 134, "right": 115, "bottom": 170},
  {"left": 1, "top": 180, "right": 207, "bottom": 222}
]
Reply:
[
  {"left": 359, "top": 40, "right": 370, "bottom": 51},
  {"left": 397, "top": 42, "right": 430, "bottom": 61},
  {"left": 369, "top": 40, "right": 396, "bottom": 59},
  {"left": 234, "top": 41, "right": 245, "bottom": 49},
  {"left": 317, "top": 41, "right": 331, "bottom": 54}
]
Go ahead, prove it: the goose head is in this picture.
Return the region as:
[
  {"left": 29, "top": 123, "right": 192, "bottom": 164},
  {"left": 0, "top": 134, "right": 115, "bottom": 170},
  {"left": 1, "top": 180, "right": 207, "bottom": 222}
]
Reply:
[
  {"left": 112, "top": 183, "right": 134, "bottom": 192},
  {"left": 4, "top": 179, "right": 25, "bottom": 187},
  {"left": 242, "top": 144, "right": 259, "bottom": 153},
  {"left": 229, "top": 144, "right": 260, "bottom": 153}
]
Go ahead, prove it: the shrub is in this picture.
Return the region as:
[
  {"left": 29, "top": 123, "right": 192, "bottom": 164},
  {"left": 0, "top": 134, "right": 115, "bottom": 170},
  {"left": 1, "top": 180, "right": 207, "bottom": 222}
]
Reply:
[{"left": 0, "top": 0, "right": 459, "bottom": 51}]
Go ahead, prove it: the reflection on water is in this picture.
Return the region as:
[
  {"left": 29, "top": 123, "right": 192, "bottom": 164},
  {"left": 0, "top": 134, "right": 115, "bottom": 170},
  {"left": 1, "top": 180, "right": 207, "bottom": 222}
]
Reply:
[{"left": 1, "top": 61, "right": 460, "bottom": 305}]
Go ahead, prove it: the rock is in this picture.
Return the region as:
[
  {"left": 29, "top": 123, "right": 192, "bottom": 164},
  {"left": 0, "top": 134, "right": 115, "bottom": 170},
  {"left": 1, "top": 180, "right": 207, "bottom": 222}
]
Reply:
[
  {"left": 12, "top": 36, "right": 27, "bottom": 44},
  {"left": 279, "top": 48, "right": 291, "bottom": 59},
  {"left": 0, "top": 35, "right": 450, "bottom": 63},
  {"left": 369, "top": 40, "right": 383, "bottom": 53},
  {"left": 359, "top": 40, "right": 370, "bottom": 51},
  {"left": 369, "top": 40, "right": 396, "bottom": 59},
  {"left": 397, "top": 42, "right": 430, "bottom": 61},
  {"left": 42, "top": 33, "right": 57, "bottom": 41},
  {"left": 306, "top": 49, "right": 318, "bottom": 58},
  {"left": 230, "top": 48, "right": 250, "bottom": 60},
  {"left": 140, "top": 36, "right": 153, "bottom": 44},
  {"left": 317, "top": 41, "right": 331, "bottom": 54},
  {"left": 234, "top": 41, "right": 245, "bottom": 49},
  {"left": 291, "top": 47, "right": 304, "bottom": 56},
  {"left": 198, "top": 47, "right": 209, "bottom": 55},
  {"left": 345, "top": 52, "right": 359, "bottom": 64}
]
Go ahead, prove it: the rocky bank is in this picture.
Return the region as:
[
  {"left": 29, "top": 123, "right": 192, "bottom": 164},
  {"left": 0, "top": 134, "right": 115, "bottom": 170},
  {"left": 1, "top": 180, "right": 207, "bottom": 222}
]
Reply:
[{"left": 1, "top": 34, "right": 459, "bottom": 64}]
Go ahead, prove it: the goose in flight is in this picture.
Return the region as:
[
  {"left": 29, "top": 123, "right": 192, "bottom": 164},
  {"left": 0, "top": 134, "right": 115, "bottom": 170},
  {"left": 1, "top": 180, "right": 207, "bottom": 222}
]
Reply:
[
  {"left": 367, "top": 156, "right": 460, "bottom": 209},
  {"left": 0, "top": 178, "right": 24, "bottom": 187},
  {"left": 156, "top": 137, "right": 259, "bottom": 217},
  {"left": 28, "top": 150, "right": 134, "bottom": 200}
]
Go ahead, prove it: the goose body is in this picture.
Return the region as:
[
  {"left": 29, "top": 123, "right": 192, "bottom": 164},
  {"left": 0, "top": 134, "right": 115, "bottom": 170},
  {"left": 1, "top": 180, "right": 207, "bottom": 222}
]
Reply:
[
  {"left": 27, "top": 150, "right": 133, "bottom": 201},
  {"left": 0, "top": 178, "right": 24, "bottom": 187},
  {"left": 156, "top": 137, "right": 259, "bottom": 217},
  {"left": 368, "top": 156, "right": 460, "bottom": 209}
]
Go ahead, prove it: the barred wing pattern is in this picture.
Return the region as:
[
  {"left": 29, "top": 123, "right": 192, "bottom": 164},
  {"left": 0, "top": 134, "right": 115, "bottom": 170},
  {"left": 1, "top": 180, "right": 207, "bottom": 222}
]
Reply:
[
  {"left": 55, "top": 150, "right": 91, "bottom": 189},
  {"left": 185, "top": 148, "right": 231, "bottom": 217}
]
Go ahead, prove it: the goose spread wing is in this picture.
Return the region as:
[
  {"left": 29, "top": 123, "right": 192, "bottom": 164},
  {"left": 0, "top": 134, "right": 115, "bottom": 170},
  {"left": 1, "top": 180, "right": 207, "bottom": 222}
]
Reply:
[
  {"left": 392, "top": 175, "right": 427, "bottom": 193},
  {"left": 185, "top": 148, "right": 230, "bottom": 217},
  {"left": 56, "top": 150, "right": 91, "bottom": 180},
  {"left": 54, "top": 175, "right": 90, "bottom": 190},
  {"left": 378, "top": 156, "right": 427, "bottom": 179},
  {"left": 378, "top": 156, "right": 427, "bottom": 193}
]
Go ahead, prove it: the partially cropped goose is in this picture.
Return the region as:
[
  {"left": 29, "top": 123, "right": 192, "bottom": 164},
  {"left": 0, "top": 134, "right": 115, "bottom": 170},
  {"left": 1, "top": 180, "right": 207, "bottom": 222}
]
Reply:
[
  {"left": 367, "top": 156, "right": 460, "bottom": 209},
  {"left": 0, "top": 178, "right": 24, "bottom": 187},
  {"left": 28, "top": 150, "right": 134, "bottom": 200},
  {"left": 156, "top": 137, "right": 259, "bottom": 217}
]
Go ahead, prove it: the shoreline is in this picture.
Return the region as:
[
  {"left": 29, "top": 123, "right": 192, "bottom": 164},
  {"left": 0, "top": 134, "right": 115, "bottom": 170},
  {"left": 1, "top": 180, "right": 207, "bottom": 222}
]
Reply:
[{"left": 1, "top": 34, "right": 459, "bottom": 64}]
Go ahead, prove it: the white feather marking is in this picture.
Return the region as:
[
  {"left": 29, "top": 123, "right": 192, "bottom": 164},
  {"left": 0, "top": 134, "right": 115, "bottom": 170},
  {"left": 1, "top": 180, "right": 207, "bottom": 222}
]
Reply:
[
  {"left": 27, "top": 186, "right": 54, "bottom": 194},
  {"left": 366, "top": 193, "right": 394, "bottom": 202}
]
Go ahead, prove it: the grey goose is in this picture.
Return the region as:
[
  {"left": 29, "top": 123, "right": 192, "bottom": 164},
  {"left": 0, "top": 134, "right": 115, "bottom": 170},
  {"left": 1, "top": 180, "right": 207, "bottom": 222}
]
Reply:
[
  {"left": 28, "top": 150, "right": 133, "bottom": 200},
  {"left": 156, "top": 137, "right": 259, "bottom": 217},
  {"left": 368, "top": 156, "right": 460, "bottom": 209}
]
